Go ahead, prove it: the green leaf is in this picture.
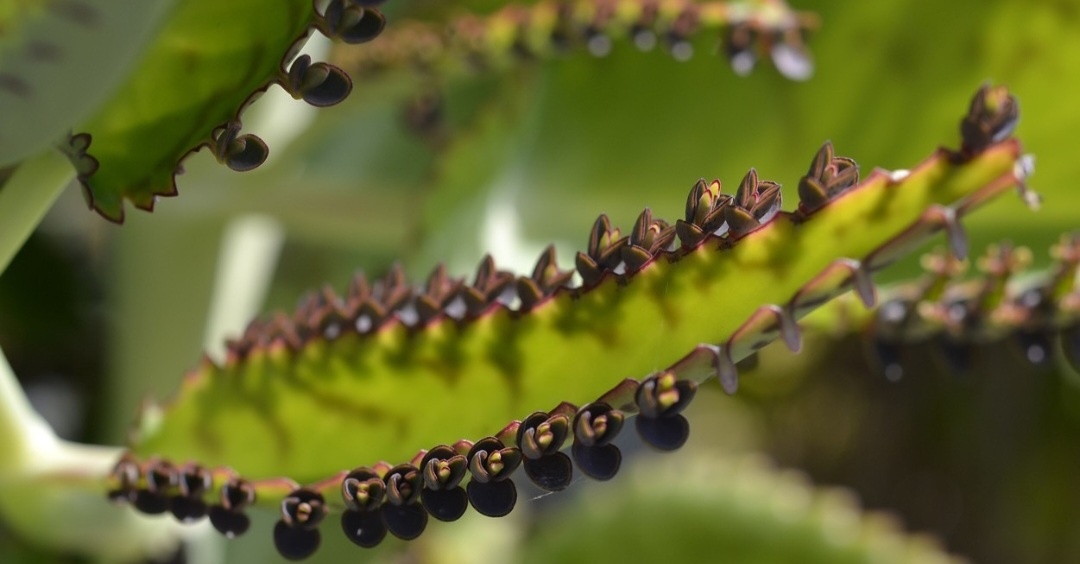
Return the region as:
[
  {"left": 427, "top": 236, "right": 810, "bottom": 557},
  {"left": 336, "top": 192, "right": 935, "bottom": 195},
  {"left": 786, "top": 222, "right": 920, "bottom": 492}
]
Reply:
[
  {"left": 125, "top": 95, "right": 1028, "bottom": 495},
  {"left": 0, "top": 1, "right": 175, "bottom": 166},
  {"left": 523, "top": 454, "right": 962, "bottom": 564},
  {"left": 66, "top": 0, "right": 319, "bottom": 222}
]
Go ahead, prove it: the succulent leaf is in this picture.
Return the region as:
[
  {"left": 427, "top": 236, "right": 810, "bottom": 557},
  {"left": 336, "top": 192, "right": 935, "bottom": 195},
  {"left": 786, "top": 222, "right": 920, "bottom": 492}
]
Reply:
[
  {"left": 108, "top": 89, "right": 1032, "bottom": 558},
  {"left": 65, "top": 0, "right": 387, "bottom": 222}
]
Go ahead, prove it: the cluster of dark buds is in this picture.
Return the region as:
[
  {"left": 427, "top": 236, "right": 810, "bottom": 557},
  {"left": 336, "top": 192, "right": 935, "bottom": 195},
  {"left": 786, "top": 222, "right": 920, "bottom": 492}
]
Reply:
[
  {"left": 578, "top": 166, "right": 795, "bottom": 286},
  {"left": 345, "top": 0, "right": 816, "bottom": 80},
  {"left": 109, "top": 371, "right": 703, "bottom": 560},
  {"left": 677, "top": 168, "right": 783, "bottom": 246},
  {"left": 107, "top": 458, "right": 257, "bottom": 539}
]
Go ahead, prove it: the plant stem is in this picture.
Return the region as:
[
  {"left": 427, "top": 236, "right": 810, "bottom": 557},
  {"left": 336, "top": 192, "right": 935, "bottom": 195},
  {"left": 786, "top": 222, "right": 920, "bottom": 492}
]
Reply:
[
  {"left": 0, "top": 346, "right": 58, "bottom": 473},
  {"left": 203, "top": 214, "right": 285, "bottom": 358},
  {"left": 0, "top": 149, "right": 74, "bottom": 275},
  {"left": 0, "top": 348, "right": 188, "bottom": 560}
]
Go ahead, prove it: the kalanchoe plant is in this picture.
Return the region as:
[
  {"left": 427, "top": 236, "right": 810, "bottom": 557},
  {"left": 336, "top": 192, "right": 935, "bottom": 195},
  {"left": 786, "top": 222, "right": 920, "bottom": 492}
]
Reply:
[
  {"left": 1, "top": 1, "right": 1077, "bottom": 563},
  {"left": 101, "top": 85, "right": 1032, "bottom": 559}
]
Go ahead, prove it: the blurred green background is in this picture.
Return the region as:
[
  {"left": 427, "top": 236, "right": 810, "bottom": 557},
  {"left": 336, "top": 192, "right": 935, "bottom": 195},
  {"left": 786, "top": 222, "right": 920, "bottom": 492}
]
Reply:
[{"left": 1, "top": 0, "right": 1078, "bottom": 562}]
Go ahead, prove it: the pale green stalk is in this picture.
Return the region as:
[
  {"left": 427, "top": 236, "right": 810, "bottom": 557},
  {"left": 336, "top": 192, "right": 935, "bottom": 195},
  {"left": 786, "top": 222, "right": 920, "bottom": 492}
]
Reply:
[
  {"left": 0, "top": 212, "right": 285, "bottom": 561},
  {"left": 0, "top": 344, "right": 57, "bottom": 472},
  {"left": 0, "top": 346, "right": 183, "bottom": 561},
  {"left": 203, "top": 214, "right": 286, "bottom": 358},
  {"left": 0, "top": 149, "right": 73, "bottom": 275}
]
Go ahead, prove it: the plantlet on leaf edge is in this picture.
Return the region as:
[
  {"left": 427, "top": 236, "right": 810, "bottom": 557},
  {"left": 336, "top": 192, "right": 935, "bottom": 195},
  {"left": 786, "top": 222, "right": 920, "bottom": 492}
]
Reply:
[{"left": 58, "top": 0, "right": 388, "bottom": 222}]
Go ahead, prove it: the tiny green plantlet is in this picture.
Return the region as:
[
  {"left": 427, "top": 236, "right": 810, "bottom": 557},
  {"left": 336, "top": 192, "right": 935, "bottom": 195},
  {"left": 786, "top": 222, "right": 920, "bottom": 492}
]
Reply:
[{"left": 104, "top": 85, "right": 1034, "bottom": 559}]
